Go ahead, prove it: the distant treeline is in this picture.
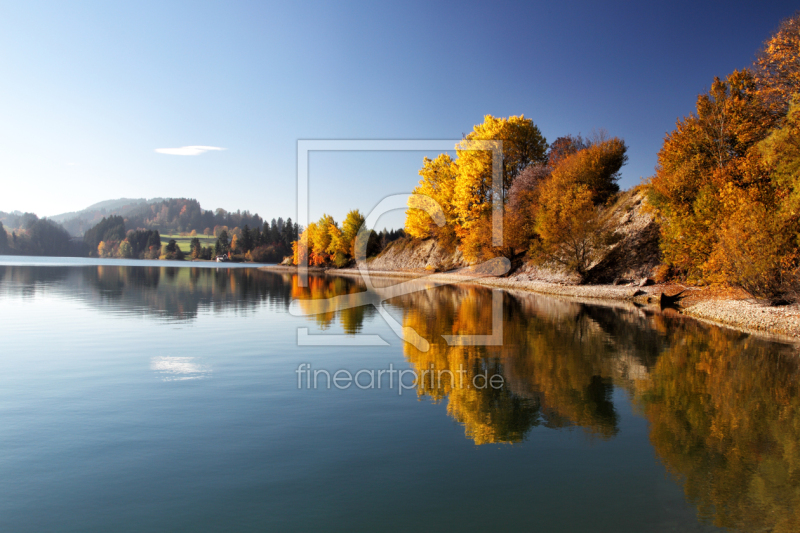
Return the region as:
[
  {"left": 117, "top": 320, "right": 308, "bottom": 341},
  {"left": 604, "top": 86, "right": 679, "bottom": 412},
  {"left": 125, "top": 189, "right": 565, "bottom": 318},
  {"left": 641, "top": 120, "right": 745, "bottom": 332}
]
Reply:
[
  {"left": 0, "top": 216, "right": 86, "bottom": 257},
  {"left": 1, "top": 204, "right": 405, "bottom": 263},
  {"left": 86, "top": 214, "right": 302, "bottom": 263}
]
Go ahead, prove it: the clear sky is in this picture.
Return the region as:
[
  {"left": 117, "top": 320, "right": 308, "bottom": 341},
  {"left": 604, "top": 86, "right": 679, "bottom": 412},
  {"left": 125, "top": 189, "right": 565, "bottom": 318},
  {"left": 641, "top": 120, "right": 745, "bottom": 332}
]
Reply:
[{"left": 1, "top": 0, "right": 797, "bottom": 229}]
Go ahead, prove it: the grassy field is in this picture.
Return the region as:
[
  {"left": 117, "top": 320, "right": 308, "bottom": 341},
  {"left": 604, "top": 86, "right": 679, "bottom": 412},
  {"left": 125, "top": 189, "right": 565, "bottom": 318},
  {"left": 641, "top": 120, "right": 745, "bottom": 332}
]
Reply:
[{"left": 160, "top": 234, "right": 217, "bottom": 253}]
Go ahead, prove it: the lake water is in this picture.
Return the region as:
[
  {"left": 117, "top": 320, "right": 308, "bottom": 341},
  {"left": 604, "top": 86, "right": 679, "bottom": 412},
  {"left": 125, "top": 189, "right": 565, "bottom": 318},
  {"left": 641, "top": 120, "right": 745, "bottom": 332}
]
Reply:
[{"left": 1, "top": 258, "right": 798, "bottom": 532}]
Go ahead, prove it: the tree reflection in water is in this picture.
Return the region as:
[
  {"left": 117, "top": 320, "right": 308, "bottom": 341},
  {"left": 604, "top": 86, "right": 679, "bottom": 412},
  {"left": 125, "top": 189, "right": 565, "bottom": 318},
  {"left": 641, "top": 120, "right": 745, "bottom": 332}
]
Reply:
[{"left": 3, "top": 265, "right": 799, "bottom": 529}]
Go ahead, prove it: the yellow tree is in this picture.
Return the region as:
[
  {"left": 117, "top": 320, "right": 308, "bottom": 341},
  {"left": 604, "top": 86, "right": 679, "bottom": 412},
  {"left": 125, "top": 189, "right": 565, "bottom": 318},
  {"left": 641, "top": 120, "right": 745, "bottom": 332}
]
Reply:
[
  {"left": 312, "top": 214, "right": 336, "bottom": 262},
  {"left": 341, "top": 209, "right": 366, "bottom": 257},
  {"left": 760, "top": 97, "right": 800, "bottom": 214},
  {"left": 405, "top": 154, "right": 459, "bottom": 240},
  {"left": 292, "top": 222, "right": 317, "bottom": 265},
  {"left": 452, "top": 115, "right": 547, "bottom": 236}
]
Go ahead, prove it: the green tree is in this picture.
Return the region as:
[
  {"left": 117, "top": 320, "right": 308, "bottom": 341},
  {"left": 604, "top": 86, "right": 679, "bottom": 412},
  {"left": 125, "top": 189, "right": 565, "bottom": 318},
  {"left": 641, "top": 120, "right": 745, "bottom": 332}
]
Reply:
[
  {"left": 118, "top": 240, "right": 133, "bottom": 258},
  {"left": 241, "top": 224, "right": 252, "bottom": 252},
  {"left": 216, "top": 230, "right": 229, "bottom": 254},
  {"left": 84, "top": 215, "right": 126, "bottom": 252},
  {"left": 0, "top": 221, "right": 8, "bottom": 253}
]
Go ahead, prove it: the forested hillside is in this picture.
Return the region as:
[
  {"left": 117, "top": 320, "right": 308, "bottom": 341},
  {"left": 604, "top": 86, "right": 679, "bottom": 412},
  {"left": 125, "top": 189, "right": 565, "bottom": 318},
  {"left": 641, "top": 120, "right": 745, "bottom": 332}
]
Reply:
[{"left": 48, "top": 197, "right": 269, "bottom": 238}]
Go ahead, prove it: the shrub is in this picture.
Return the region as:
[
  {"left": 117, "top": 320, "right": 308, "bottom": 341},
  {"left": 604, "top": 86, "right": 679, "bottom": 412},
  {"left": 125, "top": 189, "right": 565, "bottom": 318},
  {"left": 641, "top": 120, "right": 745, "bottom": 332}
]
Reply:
[
  {"left": 653, "top": 264, "right": 672, "bottom": 284},
  {"left": 714, "top": 198, "right": 799, "bottom": 303},
  {"left": 332, "top": 251, "right": 350, "bottom": 268}
]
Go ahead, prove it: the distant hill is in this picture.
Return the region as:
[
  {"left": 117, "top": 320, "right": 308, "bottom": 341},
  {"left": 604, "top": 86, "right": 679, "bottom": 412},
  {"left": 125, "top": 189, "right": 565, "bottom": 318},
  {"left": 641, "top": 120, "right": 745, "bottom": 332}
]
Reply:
[
  {"left": 44, "top": 197, "right": 284, "bottom": 238},
  {"left": 50, "top": 198, "right": 166, "bottom": 236},
  {"left": 4, "top": 198, "right": 294, "bottom": 240},
  {"left": 0, "top": 210, "right": 38, "bottom": 231},
  {"left": 50, "top": 198, "right": 155, "bottom": 223}
]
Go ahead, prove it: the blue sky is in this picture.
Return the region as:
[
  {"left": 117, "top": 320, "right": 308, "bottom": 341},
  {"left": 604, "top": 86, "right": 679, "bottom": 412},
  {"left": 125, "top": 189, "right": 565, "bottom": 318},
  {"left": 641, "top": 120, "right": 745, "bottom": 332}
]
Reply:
[{"left": 1, "top": 0, "right": 797, "bottom": 229}]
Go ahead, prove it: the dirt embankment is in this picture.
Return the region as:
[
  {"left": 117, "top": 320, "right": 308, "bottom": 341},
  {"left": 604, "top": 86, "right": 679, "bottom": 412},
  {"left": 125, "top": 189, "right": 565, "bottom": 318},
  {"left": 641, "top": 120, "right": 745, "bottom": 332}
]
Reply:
[
  {"left": 369, "top": 188, "right": 661, "bottom": 283},
  {"left": 367, "top": 237, "right": 467, "bottom": 272}
]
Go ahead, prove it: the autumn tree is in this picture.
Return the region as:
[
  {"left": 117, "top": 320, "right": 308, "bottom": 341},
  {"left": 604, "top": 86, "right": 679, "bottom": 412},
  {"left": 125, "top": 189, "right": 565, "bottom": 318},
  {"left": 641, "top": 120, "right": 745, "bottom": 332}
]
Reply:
[
  {"left": 405, "top": 154, "right": 459, "bottom": 244},
  {"left": 505, "top": 162, "right": 550, "bottom": 251},
  {"left": 453, "top": 115, "right": 547, "bottom": 237},
  {"left": 531, "top": 137, "right": 628, "bottom": 277},
  {"left": 400, "top": 115, "right": 549, "bottom": 262},
  {"left": 533, "top": 183, "right": 600, "bottom": 277},
  {"left": 312, "top": 214, "right": 336, "bottom": 262},
  {"left": 648, "top": 69, "right": 779, "bottom": 284},
  {"left": 755, "top": 11, "right": 800, "bottom": 114},
  {"left": 341, "top": 209, "right": 366, "bottom": 257},
  {"left": 547, "top": 134, "right": 590, "bottom": 168},
  {"left": 547, "top": 136, "right": 627, "bottom": 205},
  {"left": 760, "top": 97, "right": 800, "bottom": 214}
]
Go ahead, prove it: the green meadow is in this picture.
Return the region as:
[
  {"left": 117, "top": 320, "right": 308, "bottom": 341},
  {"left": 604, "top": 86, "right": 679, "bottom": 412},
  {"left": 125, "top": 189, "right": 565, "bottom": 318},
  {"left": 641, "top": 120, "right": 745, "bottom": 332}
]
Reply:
[{"left": 161, "top": 234, "right": 217, "bottom": 253}]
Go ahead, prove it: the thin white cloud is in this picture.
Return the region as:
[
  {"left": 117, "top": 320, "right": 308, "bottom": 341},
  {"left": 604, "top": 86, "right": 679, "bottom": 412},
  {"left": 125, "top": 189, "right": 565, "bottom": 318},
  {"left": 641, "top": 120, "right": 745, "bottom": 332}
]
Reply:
[{"left": 155, "top": 145, "right": 226, "bottom": 156}]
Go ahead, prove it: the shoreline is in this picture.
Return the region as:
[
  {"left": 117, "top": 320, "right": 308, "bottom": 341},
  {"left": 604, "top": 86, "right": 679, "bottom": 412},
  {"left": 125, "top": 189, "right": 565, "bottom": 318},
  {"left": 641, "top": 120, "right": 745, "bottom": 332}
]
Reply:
[{"left": 259, "top": 264, "right": 800, "bottom": 344}]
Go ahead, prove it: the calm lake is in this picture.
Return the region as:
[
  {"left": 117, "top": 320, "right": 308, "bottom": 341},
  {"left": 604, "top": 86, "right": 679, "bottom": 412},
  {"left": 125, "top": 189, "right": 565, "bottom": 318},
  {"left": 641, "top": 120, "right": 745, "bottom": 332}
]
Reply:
[{"left": 1, "top": 258, "right": 798, "bottom": 532}]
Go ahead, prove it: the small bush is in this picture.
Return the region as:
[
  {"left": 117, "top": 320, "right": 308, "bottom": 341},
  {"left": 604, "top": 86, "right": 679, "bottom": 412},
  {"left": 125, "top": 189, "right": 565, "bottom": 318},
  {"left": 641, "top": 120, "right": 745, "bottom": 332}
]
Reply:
[
  {"left": 653, "top": 264, "right": 672, "bottom": 284},
  {"left": 333, "top": 251, "right": 350, "bottom": 268}
]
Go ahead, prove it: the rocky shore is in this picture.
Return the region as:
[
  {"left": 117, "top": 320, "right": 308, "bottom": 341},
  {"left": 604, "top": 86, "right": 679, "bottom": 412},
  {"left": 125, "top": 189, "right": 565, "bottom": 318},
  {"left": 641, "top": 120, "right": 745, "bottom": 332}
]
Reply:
[{"left": 260, "top": 264, "right": 800, "bottom": 344}]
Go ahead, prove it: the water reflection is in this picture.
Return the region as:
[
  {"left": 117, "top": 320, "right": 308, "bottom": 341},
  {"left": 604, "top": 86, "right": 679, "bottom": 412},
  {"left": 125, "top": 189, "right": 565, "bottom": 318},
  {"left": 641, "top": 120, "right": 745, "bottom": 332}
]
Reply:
[
  {"left": 289, "top": 274, "right": 375, "bottom": 334},
  {"left": 3, "top": 265, "right": 799, "bottom": 530},
  {"left": 391, "top": 284, "right": 800, "bottom": 530},
  {"left": 634, "top": 326, "right": 800, "bottom": 532},
  {"left": 0, "top": 265, "right": 296, "bottom": 320},
  {"left": 150, "top": 356, "right": 211, "bottom": 381},
  {"left": 392, "top": 286, "right": 652, "bottom": 443}
]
